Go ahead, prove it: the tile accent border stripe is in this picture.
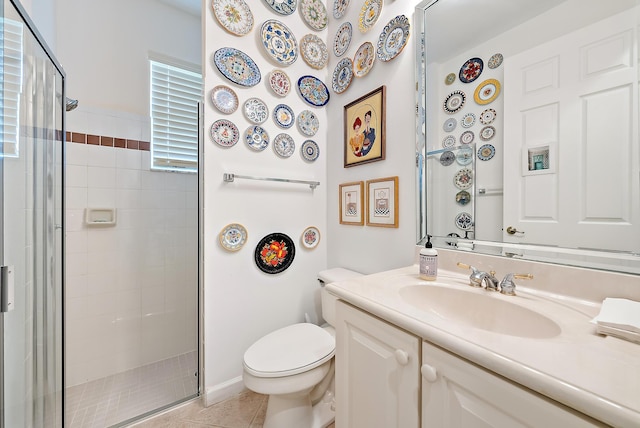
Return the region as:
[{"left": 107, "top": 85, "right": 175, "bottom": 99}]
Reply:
[{"left": 66, "top": 131, "right": 150, "bottom": 151}]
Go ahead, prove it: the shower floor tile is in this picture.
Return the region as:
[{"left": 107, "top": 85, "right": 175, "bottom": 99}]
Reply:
[{"left": 65, "top": 351, "right": 197, "bottom": 428}]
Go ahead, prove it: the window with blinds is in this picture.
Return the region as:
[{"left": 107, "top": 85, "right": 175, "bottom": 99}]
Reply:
[
  {"left": 1, "top": 18, "right": 24, "bottom": 158},
  {"left": 150, "top": 60, "right": 201, "bottom": 172}
]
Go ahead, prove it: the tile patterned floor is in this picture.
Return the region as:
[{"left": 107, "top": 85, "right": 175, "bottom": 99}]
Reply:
[
  {"left": 65, "top": 351, "right": 198, "bottom": 427},
  {"left": 131, "top": 391, "right": 336, "bottom": 428}
]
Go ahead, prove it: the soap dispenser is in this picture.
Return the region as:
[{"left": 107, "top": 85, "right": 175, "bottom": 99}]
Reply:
[{"left": 419, "top": 235, "right": 438, "bottom": 281}]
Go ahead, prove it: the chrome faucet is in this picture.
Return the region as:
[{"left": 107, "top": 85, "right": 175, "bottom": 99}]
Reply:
[
  {"left": 456, "top": 262, "right": 485, "bottom": 287},
  {"left": 499, "top": 273, "right": 533, "bottom": 296},
  {"left": 482, "top": 271, "right": 499, "bottom": 291}
]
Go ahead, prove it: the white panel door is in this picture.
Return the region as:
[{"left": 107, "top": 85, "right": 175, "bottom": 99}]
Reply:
[
  {"left": 503, "top": 9, "right": 640, "bottom": 251},
  {"left": 335, "top": 301, "right": 420, "bottom": 428}
]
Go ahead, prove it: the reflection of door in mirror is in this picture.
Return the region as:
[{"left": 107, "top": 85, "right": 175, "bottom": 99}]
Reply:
[{"left": 503, "top": 9, "right": 640, "bottom": 252}]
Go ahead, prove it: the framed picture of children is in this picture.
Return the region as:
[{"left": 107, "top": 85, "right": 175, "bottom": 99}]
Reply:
[
  {"left": 343, "top": 85, "right": 386, "bottom": 167},
  {"left": 339, "top": 181, "right": 365, "bottom": 225}
]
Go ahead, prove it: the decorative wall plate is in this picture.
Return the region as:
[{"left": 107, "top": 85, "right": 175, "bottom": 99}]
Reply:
[
  {"left": 243, "top": 98, "right": 269, "bottom": 124},
  {"left": 474, "top": 79, "right": 501, "bottom": 105},
  {"left": 359, "top": 0, "right": 382, "bottom": 33},
  {"left": 300, "top": 0, "right": 328, "bottom": 31},
  {"left": 332, "top": 57, "right": 354, "bottom": 94},
  {"left": 210, "top": 119, "right": 240, "bottom": 147},
  {"left": 456, "top": 147, "right": 474, "bottom": 166},
  {"left": 456, "top": 190, "right": 471, "bottom": 206},
  {"left": 454, "top": 168, "right": 473, "bottom": 190},
  {"left": 353, "top": 41, "right": 375, "bottom": 77},
  {"left": 211, "top": 85, "right": 239, "bottom": 114},
  {"left": 212, "top": 0, "right": 254, "bottom": 36},
  {"left": 297, "top": 110, "right": 320, "bottom": 136},
  {"left": 376, "top": 14, "right": 411, "bottom": 62},
  {"left": 443, "top": 118, "right": 457, "bottom": 132},
  {"left": 269, "top": 69, "right": 291, "bottom": 97},
  {"left": 442, "top": 135, "right": 456, "bottom": 148},
  {"left": 273, "top": 133, "right": 295, "bottom": 157},
  {"left": 297, "top": 76, "right": 330, "bottom": 107},
  {"left": 440, "top": 151, "right": 455, "bottom": 166},
  {"left": 460, "top": 130, "right": 474, "bottom": 145},
  {"left": 245, "top": 125, "right": 269, "bottom": 151},
  {"left": 443, "top": 90, "right": 466, "bottom": 114},
  {"left": 477, "top": 143, "right": 495, "bottom": 161},
  {"left": 445, "top": 73, "right": 456, "bottom": 85},
  {"left": 261, "top": 20, "right": 298, "bottom": 66},
  {"left": 273, "top": 104, "right": 295, "bottom": 128},
  {"left": 455, "top": 212, "right": 473, "bottom": 230},
  {"left": 333, "top": 0, "right": 350, "bottom": 19},
  {"left": 219, "top": 223, "right": 248, "bottom": 252},
  {"left": 459, "top": 57, "right": 483, "bottom": 83},
  {"left": 301, "top": 226, "right": 321, "bottom": 249},
  {"left": 263, "top": 0, "right": 297, "bottom": 15},
  {"left": 333, "top": 22, "right": 352, "bottom": 57},
  {"left": 480, "top": 108, "right": 497, "bottom": 124},
  {"left": 301, "top": 140, "right": 319, "bottom": 162},
  {"left": 214, "top": 47, "right": 261, "bottom": 87},
  {"left": 480, "top": 125, "right": 496, "bottom": 141},
  {"left": 300, "top": 34, "right": 329, "bottom": 69},
  {"left": 254, "top": 233, "right": 295, "bottom": 274},
  {"left": 488, "top": 53, "right": 504, "bottom": 69},
  {"left": 461, "top": 112, "right": 476, "bottom": 128}
]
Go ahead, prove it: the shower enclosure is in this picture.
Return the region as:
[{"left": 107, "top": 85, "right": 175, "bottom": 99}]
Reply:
[{"left": 1, "top": 0, "right": 65, "bottom": 427}]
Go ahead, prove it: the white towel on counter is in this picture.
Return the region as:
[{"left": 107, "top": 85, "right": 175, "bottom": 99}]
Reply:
[{"left": 592, "top": 298, "right": 640, "bottom": 344}]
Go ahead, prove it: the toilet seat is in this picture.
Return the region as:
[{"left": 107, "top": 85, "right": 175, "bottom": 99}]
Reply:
[{"left": 243, "top": 323, "right": 335, "bottom": 378}]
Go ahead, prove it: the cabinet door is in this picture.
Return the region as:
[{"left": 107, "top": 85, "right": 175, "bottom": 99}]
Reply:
[
  {"left": 335, "top": 301, "right": 420, "bottom": 428},
  {"left": 422, "top": 342, "right": 606, "bottom": 428}
]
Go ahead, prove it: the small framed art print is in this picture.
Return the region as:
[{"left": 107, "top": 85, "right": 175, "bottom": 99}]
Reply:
[
  {"left": 339, "top": 181, "right": 364, "bottom": 225},
  {"left": 366, "top": 176, "right": 399, "bottom": 228}
]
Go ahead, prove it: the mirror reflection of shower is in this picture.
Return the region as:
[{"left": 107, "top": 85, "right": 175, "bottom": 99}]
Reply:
[{"left": 65, "top": 96, "right": 78, "bottom": 111}]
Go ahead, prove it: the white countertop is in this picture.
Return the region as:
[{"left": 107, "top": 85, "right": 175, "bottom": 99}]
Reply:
[{"left": 326, "top": 265, "right": 640, "bottom": 428}]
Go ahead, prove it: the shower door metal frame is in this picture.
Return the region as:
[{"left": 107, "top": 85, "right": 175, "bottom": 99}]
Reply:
[{"left": 0, "top": 0, "right": 66, "bottom": 427}]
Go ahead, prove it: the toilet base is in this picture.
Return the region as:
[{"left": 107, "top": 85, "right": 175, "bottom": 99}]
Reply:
[{"left": 263, "top": 390, "right": 334, "bottom": 428}]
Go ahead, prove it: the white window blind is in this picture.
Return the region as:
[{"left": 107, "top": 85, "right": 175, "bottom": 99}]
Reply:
[
  {"left": 150, "top": 60, "right": 201, "bottom": 172},
  {"left": 1, "top": 18, "right": 23, "bottom": 158}
]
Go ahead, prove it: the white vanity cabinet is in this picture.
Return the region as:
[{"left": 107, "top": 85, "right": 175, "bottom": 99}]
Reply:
[
  {"left": 421, "top": 341, "right": 605, "bottom": 427},
  {"left": 335, "top": 300, "right": 421, "bottom": 428}
]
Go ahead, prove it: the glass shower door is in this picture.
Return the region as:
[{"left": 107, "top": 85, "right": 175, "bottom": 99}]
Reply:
[{"left": 0, "top": 0, "right": 64, "bottom": 427}]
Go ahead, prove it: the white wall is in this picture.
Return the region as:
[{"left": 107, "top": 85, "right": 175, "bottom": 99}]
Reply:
[{"left": 203, "top": 0, "right": 420, "bottom": 402}]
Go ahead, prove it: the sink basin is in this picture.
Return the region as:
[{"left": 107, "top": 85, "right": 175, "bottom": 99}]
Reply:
[{"left": 399, "top": 285, "right": 561, "bottom": 338}]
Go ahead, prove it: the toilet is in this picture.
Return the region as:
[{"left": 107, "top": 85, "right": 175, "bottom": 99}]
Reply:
[{"left": 242, "top": 268, "right": 362, "bottom": 428}]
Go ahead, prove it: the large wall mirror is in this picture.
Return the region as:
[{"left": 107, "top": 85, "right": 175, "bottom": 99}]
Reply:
[{"left": 416, "top": 0, "right": 640, "bottom": 275}]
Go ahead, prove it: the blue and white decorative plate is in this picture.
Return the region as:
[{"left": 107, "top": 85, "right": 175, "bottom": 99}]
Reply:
[
  {"left": 459, "top": 57, "right": 483, "bottom": 83},
  {"left": 488, "top": 53, "right": 503, "bottom": 69},
  {"left": 456, "top": 146, "right": 474, "bottom": 165},
  {"left": 273, "top": 133, "right": 296, "bottom": 158},
  {"left": 359, "top": 0, "right": 382, "bottom": 33},
  {"left": 263, "top": 0, "right": 297, "bottom": 15},
  {"left": 442, "top": 135, "right": 456, "bottom": 148},
  {"left": 461, "top": 112, "right": 476, "bottom": 128},
  {"left": 455, "top": 212, "right": 473, "bottom": 230},
  {"left": 261, "top": 20, "right": 298, "bottom": 66},
  {"left": 477, "top": 144, "right": 495, "bottom": 161},
  {"left": 297, "top": 110, "right": 320, "bottom": 136},
  {"left": 454, "top": 168, "right": 473, "bottom": 190},
  {"left": 443, "top": 118, "right": 457, "bottom": 133},
  {"left": 332, "top": 57, "right": 354, "bottom": 94},
  {"left": 297, "top": 75, "right": 330, "bottom": 107},
  {"left": 333, "top": 0, "right": 350, "bottom": 19},
  {"left": 210, "top": 119, "right": 240, "bottom": 147},
  {"left": 245, "top": 125, "right": 269, "bottom": 151},
  {"left": 376, "top": 14, "right": 410, "bottom": 62},
  {"left": 219, "top": 223, "right": 248, "bottom": 252},
  {"left": 211, "top": 85, "right": 239, "bottom": 114},
  {"left": 333, "top": 22, "right": 352, "bottom": 57},
  {"left": 214, "top": 47, "right": 261, "bottom": 87},
  {"left": 273, "top": 104, "right": 295, "bottom": 128},
  {"left": 301, "top": 140, "right": 320, "bottom": 161},
  {"left": 212, "top": 0, "right": 254, "bottom": 36},
  {"left": 243, "top": 98, "right": 269, "bottom": 124},
  {"left": 300, "top": 33, "right": 329, "bottom": 69}
]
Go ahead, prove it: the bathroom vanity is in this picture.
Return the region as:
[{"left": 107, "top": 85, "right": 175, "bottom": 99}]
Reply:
[{"left": 328, "top": 250, "right": 640, "bottom": 428}]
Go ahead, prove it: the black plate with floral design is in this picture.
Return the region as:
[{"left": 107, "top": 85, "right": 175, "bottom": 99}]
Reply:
[{"left": 254, "top": 233, "right": 296, "bottom": 274}]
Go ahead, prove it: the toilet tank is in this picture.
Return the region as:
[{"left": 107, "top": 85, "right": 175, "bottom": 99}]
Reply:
[{"left": 318, "top": 268, "right": 362, "bottom": 326}]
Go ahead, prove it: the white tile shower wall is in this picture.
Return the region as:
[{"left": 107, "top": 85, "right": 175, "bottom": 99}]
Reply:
[{"left": 65, "top": 135, "right": 197, "bottom": 387}]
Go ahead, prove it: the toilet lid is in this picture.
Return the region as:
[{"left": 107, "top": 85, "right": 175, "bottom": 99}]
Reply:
[{"left": 243, "top": 323, "right": 335, "bottom": 377}]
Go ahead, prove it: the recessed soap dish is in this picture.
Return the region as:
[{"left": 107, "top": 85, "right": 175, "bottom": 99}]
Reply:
[{"left": 85, "top": 208, "right": 116, "bottom": 226}]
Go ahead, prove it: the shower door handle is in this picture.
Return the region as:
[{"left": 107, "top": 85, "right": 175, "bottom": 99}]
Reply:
[{"left": 0, "top": 266, "right": 14, "bottom": 312}]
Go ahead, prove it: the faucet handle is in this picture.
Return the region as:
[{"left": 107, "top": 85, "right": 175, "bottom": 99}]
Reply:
[
  {"left": 456, "top": 262, "right": 484, "bottom": 287},
  {"left": 499, "top": 273, "right": 533, "bottom": 296}
]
